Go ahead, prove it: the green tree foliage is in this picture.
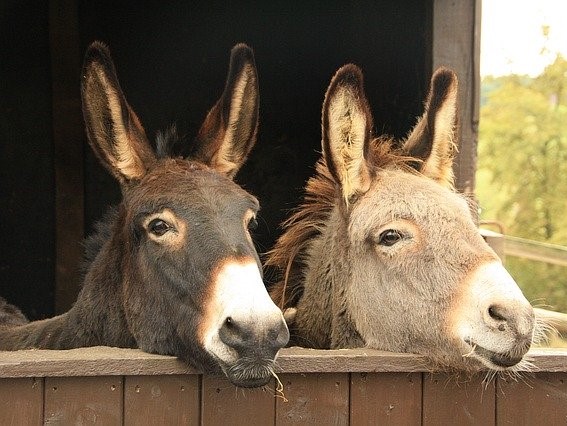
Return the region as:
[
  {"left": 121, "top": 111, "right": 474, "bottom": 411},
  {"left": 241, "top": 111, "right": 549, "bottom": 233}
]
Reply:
[{"left": 477, "top": 55, "right": 567, "bottom": 313}]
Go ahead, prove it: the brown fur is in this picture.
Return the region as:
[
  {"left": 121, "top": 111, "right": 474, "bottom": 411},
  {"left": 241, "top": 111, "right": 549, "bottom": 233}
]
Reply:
[
  {"left": 0, "top": 42, "right": 288, "bottom": 388},
  {"left": 267, "top": 140, "right": 412, "bottom": 310},
  {"left": 0, "top": 297, "right": 29, "bottom": 327}
]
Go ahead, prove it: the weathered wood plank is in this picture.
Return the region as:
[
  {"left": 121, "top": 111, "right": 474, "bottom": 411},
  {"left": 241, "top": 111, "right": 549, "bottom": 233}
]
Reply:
[
  {"left": 422, "top": 373, "right": 495, "bottom": 425},
  {"left": 496, "top": 372, "right": 567, "bottom": 425},
  {"left": 274, "top": 347, "right": 431, "bottom": 373},
  {"left": 0, "top": 377, "right": 43, "bottom": 425},
  {"left": 275, "top": 373, "right": 349, "bottom": 425},
  {"left": 1, "top": 347, "right": 566, "bottom": 378},
  {"left": 0, "top": 349, "right": 566, "bottom": 424},
  {"left": 504, "top": 235, "right": 567, "bottom": 267},
  {"left": 350, "top": 372, "right": 422, "bottom": 425},
  {"left": 44, "top": 376, "right": 122, "bottom": 425},
  {"left": 124, "top": 375, "right": 199, "bottom": 425},
  {"left": 525, "top": 348, "right": 567, "bottom": 371},
  {"left": 432, "top": 0, "right": 480, "bottom": 194},
  {"left": 0, "top": 347, "right": 195, "bottom": 377},
  {"left": 201, "top": 375, "right": 275, "bottom": 425},
  {"left": 49, "top": 0, "right": 85, "bottom": 314}
]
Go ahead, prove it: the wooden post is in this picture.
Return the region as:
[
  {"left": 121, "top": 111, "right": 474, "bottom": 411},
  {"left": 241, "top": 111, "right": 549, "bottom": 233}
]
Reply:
[
  {"left": 49, "top": 0, "right": 84, "bottom": 313},
  {"left": 432, "top": 0, "right": 481, "bottom": 195}
]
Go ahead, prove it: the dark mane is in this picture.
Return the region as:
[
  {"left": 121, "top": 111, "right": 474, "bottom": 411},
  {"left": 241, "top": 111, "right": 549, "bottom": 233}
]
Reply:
[
  {"left": 267, "top": 137, "right": 410, "bottom": 309},
  {"left": 156, "top": 124, "right": 181, "bottom": 159},
  {"left": 81, "top": 206, "right": 118, "bottom": 276},
  {"left": 265, "top": 156, "right": 336, "bottom": 309},
  {"left": 0, "top": 297, "right": 29, "bottom": 327}
]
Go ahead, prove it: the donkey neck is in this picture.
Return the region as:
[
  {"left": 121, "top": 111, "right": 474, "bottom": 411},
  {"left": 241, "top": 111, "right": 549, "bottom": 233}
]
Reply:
[
  {"left": 0, "top": 296, "right": 134, "bottom": 350},
  {"left": 0, "top": 218, "right": 135, "bottom": 350},
  {"left": 64, "top": 227, "right": 136, "bottom": 349},
  {"left": 293, "top": 206, "right": 363, "bottom": 349},
  {"left": 0, "top": 314, "right": 69, "bottom": 350}
]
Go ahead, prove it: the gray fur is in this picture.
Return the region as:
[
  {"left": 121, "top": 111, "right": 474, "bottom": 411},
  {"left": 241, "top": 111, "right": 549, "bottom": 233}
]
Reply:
[{"left": 269, "top": 65, "right": 535, "bottom": 372}]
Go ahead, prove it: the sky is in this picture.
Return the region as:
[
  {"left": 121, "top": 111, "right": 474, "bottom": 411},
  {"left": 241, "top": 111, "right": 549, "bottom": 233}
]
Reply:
[{"left": 481, "top": 0, "right": 567, "bottom": 77}]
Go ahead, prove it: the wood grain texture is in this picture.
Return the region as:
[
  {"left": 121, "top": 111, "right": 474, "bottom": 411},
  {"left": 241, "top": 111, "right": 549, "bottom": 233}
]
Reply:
[
  {"left": 124, "top": 375, "right": 199, "bottom": 425},
  {"left": 274, "top": 347, "right": 431, "bottom": 373},
  {"left": 432, "top": 0, "right": 480, "bottom": 194},
  {"left": 350, "top": 372, "right": 422, "bottom": 425},
  {"left": 44, "top": 376, "right": 122, "bottom": 425},
  {"left": 422, "top": 373, "right": 495, "bottom": 425},
  {"left": 201, "top": 375, "right": 275, "bottom": 425},
  {"left": 275, "top": 373, "right": 349, "bottom": 425},
  {"left": 49, "top": 0, "right": 85, "bottom": 314},
  {"left": 0, "top": 377, "right": 43, "bottom": 426},
  {"left": 1, "top": 347, "right": 566, "bottom": 378},
  {"left": 0, "top": 349, "right": 566, "bottom": 424},
  {"left": 496, "top": 372, "right": 567, "bottom": 425},
  {"left": 0, "top": 347, "right": 195, "bottom": 377}
]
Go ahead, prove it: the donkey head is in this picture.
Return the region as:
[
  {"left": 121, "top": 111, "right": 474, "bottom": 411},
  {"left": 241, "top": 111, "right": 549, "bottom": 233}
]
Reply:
[
  {"left": 321, "top": 65, "right": 535, "bottom": 371},
  {"left": 81, "top": 42, "right": 289, "bottom": 387}
]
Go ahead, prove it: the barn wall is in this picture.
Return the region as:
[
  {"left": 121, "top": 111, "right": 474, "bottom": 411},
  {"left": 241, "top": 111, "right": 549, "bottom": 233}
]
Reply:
[
  {"left": 75, "top": 0, "right": 432, "bottom": 254},
  {"left": 0, "top": 1, "right": 55, "bottom": 319},
  {"left": 0, "top": 0, "right": 485, "bottom": 317}
]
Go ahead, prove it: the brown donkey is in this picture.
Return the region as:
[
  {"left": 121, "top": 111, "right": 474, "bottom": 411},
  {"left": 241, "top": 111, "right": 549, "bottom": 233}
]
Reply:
[
  {"left": 0, "top": 42, "right": 289, "bottom": 388},
  {"left": 268, "top": 65, "right": 537, "bottom": 372}
]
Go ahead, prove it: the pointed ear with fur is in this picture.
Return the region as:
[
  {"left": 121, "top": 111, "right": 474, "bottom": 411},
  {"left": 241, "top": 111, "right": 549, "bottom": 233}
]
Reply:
[
  {"left": 81, "top": 41, "right": 156, "bottom": 184},
  {"left": 402, "top": 67, "right": 459, "bottom": 188},
  {"left": 322, "top": 64, "right": 374, "bottom": 205},
  {"left": 192, "top": 43, "right": 259, "bottom": 179}
]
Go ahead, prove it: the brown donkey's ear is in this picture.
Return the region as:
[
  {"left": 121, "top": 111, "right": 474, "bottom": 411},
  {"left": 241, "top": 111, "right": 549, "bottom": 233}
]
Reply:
[
  {"left": 192, "top": 43, "right": 259, "bottom": 178},
  {"left": 403, "top": 67, "right": 459, "bottom": 188},
  {"left": 322, "top": 64, "right": 373, "bottom": 205},
  {"left": 81, "top": 41, "right": 156, "bottom": 184}
]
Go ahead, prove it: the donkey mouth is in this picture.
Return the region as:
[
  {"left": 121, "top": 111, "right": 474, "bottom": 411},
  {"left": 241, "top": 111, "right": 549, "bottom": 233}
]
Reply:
[
  {"left": 227, "top": 374, "right": 272, "bottom": 388},
  {"left": 222, "top": 358, "right": 276, "bottom": 388},
  {"left": 464, "top": 339, "right": 523, "bottom": 369}
]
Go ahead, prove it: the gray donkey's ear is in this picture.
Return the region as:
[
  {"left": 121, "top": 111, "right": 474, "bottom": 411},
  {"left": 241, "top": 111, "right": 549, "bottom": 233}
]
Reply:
[
  {"left": 402, "top": 67, "right": 459, "bottom": 188},
  {"left": 81, "top": 41, "right": 156, "bottom": 184},
  {"left": 192, "top": 43, "right": 260, "bottom": 179},
  {"left": 321, "top": 64, "right": 374, "bottom": 205}
]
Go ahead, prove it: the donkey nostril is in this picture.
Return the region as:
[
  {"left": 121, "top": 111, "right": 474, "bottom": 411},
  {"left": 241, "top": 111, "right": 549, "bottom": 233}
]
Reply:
[
  {"left": 488, "top": 305, "right": 507, "bottom": 322},
  {"left": 219, "top": 316, "right": 250, "bottom": 350}
]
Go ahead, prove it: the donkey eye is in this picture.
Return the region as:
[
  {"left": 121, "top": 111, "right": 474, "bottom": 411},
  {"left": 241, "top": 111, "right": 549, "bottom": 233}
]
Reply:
[
  {"left": 377, "top": 229, "right": 403, "bottom": 246},
  {"left": 247, "top": 217, "right": 258, "bottom": 231},
  {"left": 148, "top": 219, "right": 171, "bottom": 236}
]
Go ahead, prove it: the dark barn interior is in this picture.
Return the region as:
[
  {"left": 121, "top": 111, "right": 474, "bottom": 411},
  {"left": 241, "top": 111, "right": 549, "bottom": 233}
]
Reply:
[{"left": 1, "top": 1, "right": 434, "bottom": 319}]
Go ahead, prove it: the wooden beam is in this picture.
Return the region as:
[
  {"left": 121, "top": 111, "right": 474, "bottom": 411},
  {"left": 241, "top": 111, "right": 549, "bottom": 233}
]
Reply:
[
  {"left": 432, "top": 0, "right": 481, "bottom": 194},
  {"left": 504, "top": 235, "right": 567, "bottom": 267},
  {"left": 49, "top": 0, "right": 84, "bottom": 313},
  {"left": 1, "top": 347, "right": 566, "bottom": 378}
]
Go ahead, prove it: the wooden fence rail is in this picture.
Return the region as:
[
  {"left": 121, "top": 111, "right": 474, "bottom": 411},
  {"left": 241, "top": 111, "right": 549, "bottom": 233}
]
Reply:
[
  {"left": 481, "top": 229, "right": 567, "bottom": 267},
  {"left": 504, "top": 235, "right": 567, "bottom": 267},
  {"left": 1, "top": 347, "right": 566, "bottom": 425},
  {"left": 481, "top": 229, "right": 567, "bottom": 337}
]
